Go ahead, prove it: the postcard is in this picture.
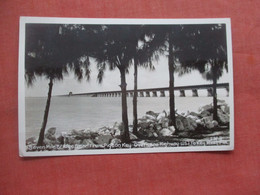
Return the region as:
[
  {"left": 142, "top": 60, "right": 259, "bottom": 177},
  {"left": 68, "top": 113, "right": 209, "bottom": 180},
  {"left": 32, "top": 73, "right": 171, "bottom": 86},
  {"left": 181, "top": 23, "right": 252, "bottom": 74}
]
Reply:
[{"left": 19, "top": 17, "right": 234, "bottom": 157}]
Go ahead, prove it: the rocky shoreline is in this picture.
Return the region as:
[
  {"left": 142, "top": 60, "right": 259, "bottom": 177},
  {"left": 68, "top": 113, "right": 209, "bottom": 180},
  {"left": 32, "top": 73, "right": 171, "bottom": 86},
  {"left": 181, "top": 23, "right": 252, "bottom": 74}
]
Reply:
[{"left": 26, "top": 100, "right": 230, "bottom": 151}]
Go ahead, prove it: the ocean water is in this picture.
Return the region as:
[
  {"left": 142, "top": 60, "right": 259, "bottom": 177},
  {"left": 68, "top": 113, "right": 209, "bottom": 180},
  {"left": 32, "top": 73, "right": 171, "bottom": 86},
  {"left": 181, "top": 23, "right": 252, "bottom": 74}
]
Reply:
[{"left": 25, "top": 96, "right": 229, "bottom": 139}]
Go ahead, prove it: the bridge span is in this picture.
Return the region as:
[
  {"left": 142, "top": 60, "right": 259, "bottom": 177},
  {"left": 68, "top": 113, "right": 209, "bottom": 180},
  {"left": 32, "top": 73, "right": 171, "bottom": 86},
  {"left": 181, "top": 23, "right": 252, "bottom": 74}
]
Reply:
[{"left": 68, "top": 83, "right": 229, "bottom": 97}]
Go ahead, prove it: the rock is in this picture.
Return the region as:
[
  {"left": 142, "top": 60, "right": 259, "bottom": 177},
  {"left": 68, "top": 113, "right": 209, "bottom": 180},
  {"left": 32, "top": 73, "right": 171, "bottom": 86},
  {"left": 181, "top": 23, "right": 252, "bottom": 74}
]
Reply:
[
  {"left": 186, "top": 117, "right": 197, "bottom": 131},
  {"left": 200, "top": 110, "right": 211, "bottom": 117},
  {"left": 217, "top": 110, "right": 229, "bottom": 124},
  {"left": 159, "top": 126, "right": 175, "bottom": 137},
  {"left": 156, "top": 111, "right": 167, "bottom": 121},
  {"left": 186, "top": 114, "right": 199, "bottom": 121},
  {"left": 110, "top": 138, "right": 121, "bottom": 146},
  {"left": 169, "top": 126, "right": 176, "bottom": 134},
  {"left": 26, "top": 137, "right": 36, "bottom": 145},
  {"left": 205, "top": 121, "right": 214, "bottom": 129},
  {"left": 144, "top": 114, "right": 157, "bottom": 121},
  {"left": 199, "top": 104, "right": 213, "bottom": 112},
  {"left": 44, "top": 127, "right": 57, "bottom": 145},
  {"left": 146, "top": 111, "right": 159, "bottom": 118},
  {"left": 138, "top": 120, "right": 151, "bottom": 129},
  {"left": 220, "top": 104, "right": 230, "bottom": 114},
  {"left": 82, "top": 139, "right": 95, "bottom": 145},
  {"left": 201, "top": 116, "right": 213, "bottom": 124},
  {"left": 94, "top": 134, "right": 113, "bottom": 145},
  {"left": 212, "top": 120, "right": 219, "bottom": 127},
  {"left": 189, "top": 111, "right": 200, "bottom": 117},
  {"left": 130, "top": 133, "right": 138, "bottom": 140},
  {"left": 56, "top": 135, "right": 64, "bottom": 145},
  {"left": 64, "top": 136, "right": 81, "bottom": 145},
  {"left": 159, "top": 128, "right": 173, "bottom": 137},
  {"left": 46, "top": 127, "right": 56, "bottom": 135},
  {"left": 159, "top": 118, "right": 169, "bottom": 128},
  {"left": 176, "top": 117, "right": 185, "bottom": 131}
]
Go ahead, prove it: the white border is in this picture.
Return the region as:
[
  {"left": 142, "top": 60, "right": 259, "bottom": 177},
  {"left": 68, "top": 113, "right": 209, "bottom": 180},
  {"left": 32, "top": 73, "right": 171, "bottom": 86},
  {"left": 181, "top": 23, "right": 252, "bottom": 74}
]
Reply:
[{"left": 18, "top": 17, "right": 234, "bottom": 157}]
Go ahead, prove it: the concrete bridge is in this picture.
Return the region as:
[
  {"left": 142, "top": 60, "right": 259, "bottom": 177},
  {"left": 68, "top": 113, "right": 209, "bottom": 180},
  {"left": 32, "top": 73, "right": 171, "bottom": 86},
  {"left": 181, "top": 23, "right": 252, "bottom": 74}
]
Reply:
[{"left": 69, "top": 83, "right": 229, "bottom": 97}]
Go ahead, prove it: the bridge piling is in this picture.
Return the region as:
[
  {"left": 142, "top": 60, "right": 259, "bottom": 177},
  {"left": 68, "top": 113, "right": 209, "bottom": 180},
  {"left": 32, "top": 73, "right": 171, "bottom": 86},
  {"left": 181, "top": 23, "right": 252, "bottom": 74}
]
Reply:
[
  {"left": 146, "top": 91, "right": 150, "bottom": 97},
  {"left": 192, "top": 89, "right": 198, "bottom": 97},
  {"left": 160, "top": 91, "right": 165, "bottom": 97},
  {"left": 152, "top": 91, "right": 157, "bottom": 97},
  {"left": 140, "top": 91, "right": 144, "bottom": 97},
  {"left": 226, "top": 87, "right": 229, "bottom": 97},
  {"left": 207, "top": 88, "right": 213, "bottom": 97},
  {"left": 179, "top": 90, "right": 185, "bottom": 97}
]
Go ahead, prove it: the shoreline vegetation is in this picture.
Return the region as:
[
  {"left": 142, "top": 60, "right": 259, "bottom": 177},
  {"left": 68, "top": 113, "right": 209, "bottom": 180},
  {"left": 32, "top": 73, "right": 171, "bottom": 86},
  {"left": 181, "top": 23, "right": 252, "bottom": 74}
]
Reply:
[{"left": 26, "top": 99, "right": 230, "bottom": 151}]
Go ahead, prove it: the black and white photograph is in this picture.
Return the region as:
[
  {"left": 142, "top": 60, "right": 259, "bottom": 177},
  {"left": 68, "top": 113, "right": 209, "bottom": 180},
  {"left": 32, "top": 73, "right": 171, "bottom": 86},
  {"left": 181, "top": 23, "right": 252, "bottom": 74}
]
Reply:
[{"left": 18, "top": 17, "right": 234, "bottom": 157}]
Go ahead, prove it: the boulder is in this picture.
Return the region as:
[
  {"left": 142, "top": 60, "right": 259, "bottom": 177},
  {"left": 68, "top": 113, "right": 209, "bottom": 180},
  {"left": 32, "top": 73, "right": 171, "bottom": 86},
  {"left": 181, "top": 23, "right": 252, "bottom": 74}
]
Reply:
[
  {"left": 144, "top": 114, "right": 157, "bottom": 121},
  {"left": 82, "top": 139, "right": 95, "bottom": 146},
  {"left": 94, "top": 134, "right": 113, "bottom": 145},
  {"left": 156, "top": 111, "right": 167, "bottom": 121},
  {"left": 26, "top": 137, "right": 37, "bottom": 145},
  {"left": 110, "top": 138, "right": 122, "bottom": 146},
  {"left": 200, "top": 110, "right": 211, "bottom": 117},
  {"left": 138, "top": 120, "right": 151, "bottom": 129},
  {"left": 146, "top": 111, "right": 159, "bottom": 118},
  {"left": 217, "top": 109, "right": 229, "bottom": 124},
  {"left": 46, "top": 127, "right": 56, "bottom": 135},
  {"left": 159, "top": 128, "right": 174, "bottom": 137},
  {"left": 159, "top": 118, "right": 169, "bottom": 128},
  {"left": 44, "top": 127, "right": 57, "bottom": 145},
  {"left": 64, "top": 136, "right": 81, "bottom": 145},
  {"left": 212, "top": 120, "right": 219, "bottom": 128},
  {"left": 205, "top": 121, "right": 215, "bottom": 129},
  {"left": 199, "top": 104, "right": 213, "bottom": 112},
  {"left": 176, "top": 117, "right": 185, "bottom": 131},
  {"left": 186, "top": 117, "right": 197, "bottom": 131},
  {"left": 129, "top": 133, "right": 138, "bottom": 140}
]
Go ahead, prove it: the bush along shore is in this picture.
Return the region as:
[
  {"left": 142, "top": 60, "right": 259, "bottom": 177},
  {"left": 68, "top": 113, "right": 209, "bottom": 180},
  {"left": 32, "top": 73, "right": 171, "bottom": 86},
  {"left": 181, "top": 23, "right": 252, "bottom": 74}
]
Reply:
[{"left": 26, "top": 100, "right": 230, "bottom": 151}]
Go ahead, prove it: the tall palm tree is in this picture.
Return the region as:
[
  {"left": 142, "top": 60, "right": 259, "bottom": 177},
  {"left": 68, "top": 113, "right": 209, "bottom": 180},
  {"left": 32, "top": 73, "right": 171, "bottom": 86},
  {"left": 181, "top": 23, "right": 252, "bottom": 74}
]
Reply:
[
  {"left": 95, "top": 25, "right": 151, "bottom": 143},
  {"left": 25, "top": 24, "right": 91, "bottom": 146},
  {"left": 174, "top": 24, "right": 228, "bottom": 121}
]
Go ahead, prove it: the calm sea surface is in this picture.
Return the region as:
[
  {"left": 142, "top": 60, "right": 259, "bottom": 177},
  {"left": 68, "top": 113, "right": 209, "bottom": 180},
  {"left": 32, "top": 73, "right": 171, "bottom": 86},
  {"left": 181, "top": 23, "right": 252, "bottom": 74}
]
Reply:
[{"left": 25, "top": 96, "right": 229, "bottom": 138}]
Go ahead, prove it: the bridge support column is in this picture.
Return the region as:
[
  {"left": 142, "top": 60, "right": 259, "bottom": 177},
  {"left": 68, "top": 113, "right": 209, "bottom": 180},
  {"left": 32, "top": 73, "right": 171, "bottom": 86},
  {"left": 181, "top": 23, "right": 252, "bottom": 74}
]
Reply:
[
  {"left": 192, "top": 89, "right": 198, "bottom": 97},
  {"left": 146, "top": 91, "right": 150, "bottom": 97},
  {"left": 118, "top": 93, "right": 121, "bottom": 97},
  {"left": 179, "top": 90, "right": 185, "bottom": 97},
  {"left": 152, "top": 91, "right": 157, "bottom": 97},
  {"left": 140, "top": 91, "right": 144, "bottom": 97},
  {"left": 207, "top": 88, "right": 213, "bottom": 97},
  {"left": 226, "top": 87, "right": 229, "bottom": 97},
  {"left": 130, "top": 92, "right": 133, "bottom": 97},
  {"left": 160, "top": 91, "right": 165, "bottom": 97}
]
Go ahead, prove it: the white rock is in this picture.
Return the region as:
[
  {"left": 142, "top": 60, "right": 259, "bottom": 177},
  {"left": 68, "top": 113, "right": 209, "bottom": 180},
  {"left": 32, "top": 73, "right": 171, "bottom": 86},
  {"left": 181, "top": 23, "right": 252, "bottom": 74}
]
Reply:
[
  {"left": 130, "top": 133, "right": 138, "bottom": 140},
  {"left": 168, "top": 126, "right": 176, "bottom": 134},
  {"left": 159, "top": 128, "right": 173, "bottom": 137},
  {"left": 157, "top": 111, "right": 167, "bottom": 121}
]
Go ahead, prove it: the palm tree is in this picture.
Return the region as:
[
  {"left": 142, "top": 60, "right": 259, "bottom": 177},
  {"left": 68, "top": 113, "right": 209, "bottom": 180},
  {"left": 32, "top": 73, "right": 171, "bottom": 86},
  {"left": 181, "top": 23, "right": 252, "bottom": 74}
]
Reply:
[
  {"left": 131, "top": 28, "right": 160, "bottom": 135},
  {"left": 25, "top": 24, "right": 91, "bottom": 146},
  {"left": 95, "top": 25, "right": 151, "bottom": 143},
  {"left": 143, "top": 25, "right": 178, "bottom": 129},
  {"left": 174, "top": 24, "right": 228, "bottom": 121}
]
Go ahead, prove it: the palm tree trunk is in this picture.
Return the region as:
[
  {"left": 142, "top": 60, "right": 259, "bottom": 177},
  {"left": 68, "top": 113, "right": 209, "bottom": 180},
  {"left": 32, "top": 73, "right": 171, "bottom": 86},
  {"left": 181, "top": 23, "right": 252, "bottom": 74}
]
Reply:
[
  {"left": 133, "top": 57, "right": 138, "bottom": 135},
  {"left": 119, "top": 68, "right": 130, "bottom": 143},
  {"left": 212, "top": 68, "right": 218, "bottom": 121},
  {"left": 168, "top": 32, "right": 176, "bottom": 130},
  {"left": 37, "top": 78, "right": 53, "bottom": 146}
]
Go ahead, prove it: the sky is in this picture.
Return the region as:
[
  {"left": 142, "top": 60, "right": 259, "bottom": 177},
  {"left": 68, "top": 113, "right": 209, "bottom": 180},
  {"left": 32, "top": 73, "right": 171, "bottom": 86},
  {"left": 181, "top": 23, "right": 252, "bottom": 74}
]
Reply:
[{"left": 25, "top": 55, "right": 229, "bottom": 97}]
